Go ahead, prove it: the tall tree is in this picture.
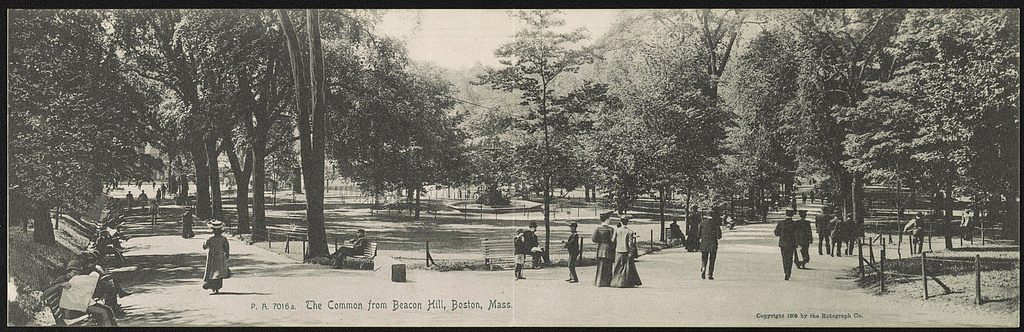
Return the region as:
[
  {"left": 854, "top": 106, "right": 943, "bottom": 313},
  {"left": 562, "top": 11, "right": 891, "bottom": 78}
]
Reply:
[
  {"left": 9, "top": 9, "right": 161, "bottom": 243},
  {"left": 277, "top": 9, "right": 330, "bottom": 258},
  {"left": 477, "top": 10, "right": 595, "bottom": 262}
]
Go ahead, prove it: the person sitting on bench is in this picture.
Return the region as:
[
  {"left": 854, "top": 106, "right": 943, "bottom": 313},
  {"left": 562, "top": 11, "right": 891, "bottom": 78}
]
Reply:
[{"left": 331, "top": 229, "right": 369, "bottom": 268}]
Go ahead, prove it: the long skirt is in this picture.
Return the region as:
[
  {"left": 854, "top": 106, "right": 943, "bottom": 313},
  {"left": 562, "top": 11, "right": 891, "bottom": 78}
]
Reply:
[
  {"left": 610, "top": 253, "right": 642, "bottom": 288},
  {"left": 204, "top": 252, "right": 231, "bottom": 281},
  {"left": 595, "top": 258, "right": 613, "bottom": 287}
]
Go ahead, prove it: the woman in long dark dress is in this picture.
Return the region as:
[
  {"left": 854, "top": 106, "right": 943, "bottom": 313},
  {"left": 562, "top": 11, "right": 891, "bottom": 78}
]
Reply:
[{"left": 202, "top": 220, "right": 231, "bottom": 294}]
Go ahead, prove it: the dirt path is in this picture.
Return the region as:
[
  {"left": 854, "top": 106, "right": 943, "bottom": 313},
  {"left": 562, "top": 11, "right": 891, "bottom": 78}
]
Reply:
[{"left": 109, "top": 220, "right": 1018, "bottom": 327}]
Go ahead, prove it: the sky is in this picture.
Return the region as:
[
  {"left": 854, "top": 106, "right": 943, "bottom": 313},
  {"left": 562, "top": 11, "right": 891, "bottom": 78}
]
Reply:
[{"left": 374, "top": 9, "right": 622, "bottom": 70}]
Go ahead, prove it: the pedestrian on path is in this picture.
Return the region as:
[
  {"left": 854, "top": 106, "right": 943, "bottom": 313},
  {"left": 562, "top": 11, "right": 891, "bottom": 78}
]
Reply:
[
  {"left": 610, "top": 215, "right": 641, "bottom": 288},
  {"left": 563, "top": 222, "right": 581, "bottom": 283},
  {"left": 698, "top": 214, "right": 721, "bottom": 280},
  {"left": 182, "top": 206, "right": 195, "bottom": 239},
  {"left": 815, "top": 209, "right": 833, "bottom": 256},
  {"left": 591, "top": 211, "right": 616, "bottom": 287},
  {"left": 795, "top": 210, "right": 813, "bottom": 269},
  {"left": 774, "top": 209, "right": 799, "bottom": 280},
  {"left": 202, "top": 220, "right": 231, "bottom": 294},
  {"left": 513, "top": 228, "right": 528, "bottom": 280},
  {"left": 138, "top": 190, "right": 149, "bottom": 210},
  {"left": 903, "top": 212, "right": 925, "bottom": 254},
  {"left": 125, "top": 192, "right": 134, "bottom": 214},
  {"left": 685, "top": 206, "right": 701, "bottom": 252},
  {"left": 150, "top": 200, "right": 159, "bottom": 225},
  {"left": 156, "top": 187, "right": 163, "bottom": 204}
]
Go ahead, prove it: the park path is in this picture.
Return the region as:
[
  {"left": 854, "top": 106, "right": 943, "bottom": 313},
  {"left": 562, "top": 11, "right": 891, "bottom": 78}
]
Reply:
[{"left": 112, "top": 221, "right": 1018, "bottom": 327}]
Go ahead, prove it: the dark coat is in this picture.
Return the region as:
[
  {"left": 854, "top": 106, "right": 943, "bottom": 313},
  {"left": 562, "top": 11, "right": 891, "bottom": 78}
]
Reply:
[
  {"left": 686, "top": 213, "right": 701, "bottom": 234},
  {"left": 698, "top": 219, "right": 722, "bottom": 251},
  {"left": 591, "top": 225, "right": 616, "bottom": 259},
  {"left": 514, "top": 235, "right": 529, "bottom": 255},
  {"left": 795, "top": 218, "right": 813, "bottom": 244},
  {"left": 523, "top": 230, "right": 539, "bottom": 249},
  {"left": 564, "top": 232, "right": 581, "bottom": 255},
  {"left": 774, "top": 218, "right": 799, "bottom": 248},
  {"left": 814, "top": 215, "right": 831, "bottom": 235}
]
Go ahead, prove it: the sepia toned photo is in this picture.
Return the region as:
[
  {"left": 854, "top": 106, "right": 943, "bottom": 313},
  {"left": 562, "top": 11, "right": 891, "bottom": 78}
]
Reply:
[{"left": 6, "top": 6, "right": 1020, "bottom": 328}]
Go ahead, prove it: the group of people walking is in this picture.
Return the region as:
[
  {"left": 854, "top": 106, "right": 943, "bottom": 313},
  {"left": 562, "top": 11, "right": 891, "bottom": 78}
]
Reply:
[{"left": 590, "top": 212, "right": 642, "bottom": 288}]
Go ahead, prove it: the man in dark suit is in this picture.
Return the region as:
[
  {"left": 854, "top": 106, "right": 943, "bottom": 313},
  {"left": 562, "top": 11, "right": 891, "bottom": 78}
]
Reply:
[
  {"left": 331, "top": 229, "right": 369, "bottom": 268},
  {"left": 524, "top": 222, "right": 541, "bottom": 268},
  {"left": 686, "top": 206, "right": 701, "bottom": 252},
  {"left": 795, "top": 210, "right": 813, "bottom": 269},
  {"left": 698, "top": 213, "right": 722, "bottom": 280},
  {"left": 774, "top": 209, "right": 799, "bottom": 280},
  {"left": 591, "top": 212, "right": 616, "bottom": 287},
  {"left": 815, "top": 209, "right": 832, "bottom": 256},
  {"left": 563, "top": 222, "right": 581, "bottom": 283}
]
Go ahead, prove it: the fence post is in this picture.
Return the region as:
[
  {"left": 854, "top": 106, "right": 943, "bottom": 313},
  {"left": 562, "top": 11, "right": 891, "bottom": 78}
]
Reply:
[
  {"left": 868, "top": 237, "right": 875, "bottom": 264},
  {"left": 858, "top": 237, "right": 865, "bottom": 278},
  {"left": 286, "top": 236, "right": 290, "bottom": 253},
  {"left": 879, "top": 242, "right": 886, "bottom": 294},
  {"left": 649, "top": 229, "right": 654, "bottom": 252},
  {"left": 975, "top": 254, "right": 982, "bottom": 305},
  {"left": 268, "top": 228, "right": 272, "bottom": 248},
  {"left": 303, "top": 237, "right": 306, "bottom": 259},
  {"left": 426, "top": 241, "right": 431, "bottom": 267},
  {"left": 921, "top": 252, "right": 929, "bottom": 300},
  {"left": 335, "top": 238, "right": 338, "bottom": 252}
]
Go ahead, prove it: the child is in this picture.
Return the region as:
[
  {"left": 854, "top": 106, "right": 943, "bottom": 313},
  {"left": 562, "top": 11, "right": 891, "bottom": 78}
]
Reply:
[{"left": 514, "top": 228, "right": 528, "bottom": 280}]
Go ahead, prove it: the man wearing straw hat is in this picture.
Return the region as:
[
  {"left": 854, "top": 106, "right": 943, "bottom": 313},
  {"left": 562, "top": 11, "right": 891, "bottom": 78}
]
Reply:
[{"left": 203, "top": 220, "right": 231, "bottom": 294}]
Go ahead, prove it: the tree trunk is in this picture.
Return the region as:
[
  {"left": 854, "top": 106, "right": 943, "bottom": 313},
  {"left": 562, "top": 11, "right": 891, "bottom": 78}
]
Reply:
[
  {"left": 251, "top": 138, "right": 268, "bottom": 241},
  {"left": 406, "top": 187, "right": 414, "bottom": 215},
  {"left": 191, "top": 140, "right": 212, "bottom": 219},
  {"left": 227, "top": 144, "right": 253, "bottom": 234},
  {"left": 33, "top": 204, "right": 55, "bottom": 244},
  {"left": 278, "top": 9, "right": 328, "bottom": 258},
  {"left": 415, "top": 188, "right": 421, "bottom": 219},
  {"left": 207, "top": 137, "right": 223, "bottom": 221},
  {"left": 180, "top": 174, "right": 189, "bottom": 201}
]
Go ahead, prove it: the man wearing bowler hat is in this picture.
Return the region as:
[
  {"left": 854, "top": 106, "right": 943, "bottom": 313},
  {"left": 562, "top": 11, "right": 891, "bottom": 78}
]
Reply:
[
  {"left": 795, "top": 209, "right": 813, "bottom": 269},
  {"left": 774, "top": 209, "right": 799, "bottom": 280}
]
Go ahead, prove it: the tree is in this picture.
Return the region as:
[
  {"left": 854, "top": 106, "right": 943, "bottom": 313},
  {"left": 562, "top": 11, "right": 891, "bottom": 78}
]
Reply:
[
  {"left": 848, "top": 9, "right": 1020, "bottom": 244},
  {"left": 477, "top": 10, "right": 595, "bottom": 262},
  {"left": 277, "top": 9, "right": 331, "bottom": 258},
  {"left": 783, "top": 9, "right": 906, "bottom": 226},
  {"left": 593, "top": 10, "right": 733, "bottom": 238},
  {"left": 9, "top": 9, "right": 161, "bottom": 243},
  {"left": 109, "top": 9, "right": 261, "bottom": 220},
  {"left": 328, "top": 41, "right": 471, "bottom": 218},
  {"left": 724, "top": 29, "right": 800, "bottom": 223}
]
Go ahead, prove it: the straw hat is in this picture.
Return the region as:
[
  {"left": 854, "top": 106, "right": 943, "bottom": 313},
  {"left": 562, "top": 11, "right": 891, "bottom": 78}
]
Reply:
[{"left": 208, "top": 220, "right": 224, "bottom": 229}]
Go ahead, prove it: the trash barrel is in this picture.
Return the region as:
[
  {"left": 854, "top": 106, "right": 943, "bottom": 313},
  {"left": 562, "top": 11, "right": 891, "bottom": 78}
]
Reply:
[{"left": 391, "top": 263, "right": 406, "bottom": 282}]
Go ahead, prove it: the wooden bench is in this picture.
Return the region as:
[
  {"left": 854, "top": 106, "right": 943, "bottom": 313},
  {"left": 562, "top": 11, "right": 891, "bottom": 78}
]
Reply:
[
  {"left": 42, "top": 284, "right": 92, "bottom": 326},
  {"left": 337, "top": 242, "right": 378, "bottom": 270},
  {"left": 482, "top": 238, "right": 569, "bottom": 270},
  {"left": 482, "top": 238, "right": 518, "bottom": 270}
]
